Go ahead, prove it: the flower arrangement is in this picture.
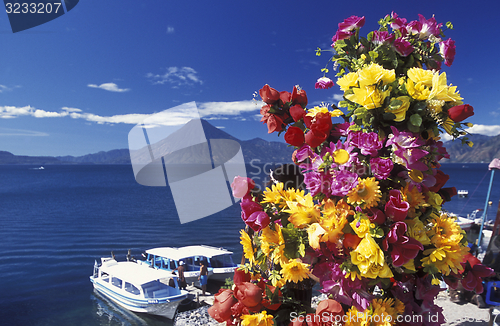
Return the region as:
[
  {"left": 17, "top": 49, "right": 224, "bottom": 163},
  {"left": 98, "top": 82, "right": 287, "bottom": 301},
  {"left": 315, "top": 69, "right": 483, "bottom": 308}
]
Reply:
[{"left": 208, "top": 13, "right": 494, "bottom": 326}]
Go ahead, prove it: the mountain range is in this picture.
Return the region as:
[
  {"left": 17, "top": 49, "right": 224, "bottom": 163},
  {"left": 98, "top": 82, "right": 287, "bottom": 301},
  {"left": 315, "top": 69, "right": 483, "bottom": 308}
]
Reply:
[{"left": 1, "top": 120, "right": 499, "bottom": 165}]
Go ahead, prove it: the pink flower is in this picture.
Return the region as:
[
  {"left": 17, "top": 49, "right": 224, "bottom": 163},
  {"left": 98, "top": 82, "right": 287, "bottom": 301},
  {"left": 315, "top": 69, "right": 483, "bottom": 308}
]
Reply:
[
  {"left": 372, "top": 31, "right": 395, "bottom": 45},
  {"left": 231, "top": 176, "right": 255, "bottom": 198},
  {"left": 331, "top": 30, "right": 353, "bottom": 45},
  {"left": 384, "top": 189, "right": 409, "bottom": 222},
  {"left": 390, "top": 12, "right": 407, "bottom": 30},
  {"left": 440, "top": 38, "right": 456, "bottom": 67},
  {"left": 349, "top": 131, "right": 383, "bottom": 156},
  {"left": 338, "top": 15, "right": 365, "bottom": 32},
  {"left": 330, "top": 170, "right": 358, "bottom": 196},
  {"left": 417, "top": 14, "right": 442, "bottom": 39},
  {"left": 315, "top": 77, "right": 334, "bottom": 89},
  {"left": 368, "top": 208, "right": 386, "bottom": 225},
  {"left": 370, "top": 157, "right": 393, "bottom": 180},
  {"left": 240, "top": 199, "right": 270, "bottom": 231},
  {"left": 393, "top": 37, "right": 414, "bottom": 57}
]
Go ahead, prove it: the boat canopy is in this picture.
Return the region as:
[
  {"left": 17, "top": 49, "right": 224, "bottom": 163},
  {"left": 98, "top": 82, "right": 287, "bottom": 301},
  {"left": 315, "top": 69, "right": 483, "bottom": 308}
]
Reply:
[
  {"left": 100, "top": 261, "right": 175, "bottom": 286},
  {"left": 146, "top": 245, "right": 233, "bottom": 260}
]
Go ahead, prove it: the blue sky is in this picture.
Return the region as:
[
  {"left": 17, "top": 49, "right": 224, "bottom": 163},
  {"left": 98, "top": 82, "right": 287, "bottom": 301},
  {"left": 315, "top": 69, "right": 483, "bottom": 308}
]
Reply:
[{"left": 1, "top": 0, "right": 499, "bottom": 156}]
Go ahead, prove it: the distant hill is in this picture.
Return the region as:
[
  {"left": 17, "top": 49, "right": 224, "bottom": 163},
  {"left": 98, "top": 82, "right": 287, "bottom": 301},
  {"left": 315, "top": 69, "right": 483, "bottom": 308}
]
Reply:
[
  {"left": 0, "top": 151, "right": 62, "bottom": 165},
  {"left": 443, "top": 134, "right": 500, "bottom": 163},
  {"left": 57, "top": 149, "right": 131, "bottom": 164}
]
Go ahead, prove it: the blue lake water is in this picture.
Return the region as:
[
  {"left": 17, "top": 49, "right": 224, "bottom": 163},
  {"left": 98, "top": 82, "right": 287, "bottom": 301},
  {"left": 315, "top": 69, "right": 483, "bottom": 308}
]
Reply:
[{"left": 0, "top": 162, "right": 499, "bottom": 325}]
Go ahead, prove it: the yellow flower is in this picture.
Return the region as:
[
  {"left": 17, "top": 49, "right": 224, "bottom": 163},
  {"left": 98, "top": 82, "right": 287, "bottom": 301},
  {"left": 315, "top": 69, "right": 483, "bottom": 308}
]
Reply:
[
  {"left": 319, "top": 199, "right": 352, "bottom": 243},
  {"left": 285, "top": 193, "right": 320, "bottom": 228},
  {"left": 426, "top": 191, "right": 443, "bottom": 209},
  {"left": 401, "top": 183, "right": 427, "bottom": 218},
  {"left": 350, "top": 235, "right": 393, "bottom": 279},
  {"left": 406, "top": 79, "right": 431, "bottom": 101},
  {"left": 262, "top": 182, "right": 286, "bottom": 207},
  {"left": 240, "top": 229, "right": 255, "bottom": 265},
  {"left": 428, "top": 71, "right": 463, "bottom": 102},
  {"left": 345, "top": 306, "right": 367, "bottom": 326},
  {"left": 428, "top": 213, "right": 465, "bottom": 246},
  {"left": 307, "top": 223, "right": 326, "bottom": 250},
  {"left": 345, "top": 85, "right": 390, "bottom": 110},
  {"left": 350, "top": 216, "right": 372, "bottom": 238},
  {"left": 421, "top": 244, "right": 468, "bottom": 275},
  {"left": 357, "top": 63, "right": 395, "bottom": 87},
  {"left": 306, "top": 106, "right": 344, "bottom": 118},
  {"left": 385, "top": 96, "right": 411, "bottom": 122},
  {"left": 337, "top": 72, "right": 358, "bottom": 91},
  {"left": 372, "top": 298, "right": 401, "bottom": 326},
  {"left": 406, "top": 218, "right": 431, "bottom": 246},
  {"left": 332, "top": 148, "right": 350, "bottom": 165},
  {"left": 241, "top": 310, "right": 274, "bottom": 326},
  {"left": 407, "top": 67, "right": 433, "bottom": 87},
  {"left": 280, "top": 259, "right": 310, "bottom": 283},
  {"left": 260, "top": 225, "right": 288, "bottom": 265},
  {"left": 347, "top": 177, "right": 382, "bottom": 209},
  {"left": 442, "top": 117, "right": 455, "bottom": 135}
]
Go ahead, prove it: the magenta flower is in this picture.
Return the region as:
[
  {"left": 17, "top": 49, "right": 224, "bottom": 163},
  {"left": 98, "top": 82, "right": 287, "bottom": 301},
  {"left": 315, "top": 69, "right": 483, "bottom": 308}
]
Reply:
[
  {"left": 324, "top": 140, "right": 358, "bottom": 168},
  {"left": 384, "top": 189, "right": 409, "bottom": 222},
  {"left": 315, "top": 77, "right": 334, "bottom": 89},
  {"left": 368, "top": 208, "right": 386, "bottom": 225},
  {"left": 231, "top": 176, "right": 255, "bottom": 198},
  {"left": 390, "top": 12, "right": 407, "bottom": 30},
  {"left": 330, "top": 170, "right": 358, "bottom": 196},
  {"left": 386, "top": 126, "right": 429, "bottom": 171},
  {"left": 240, "top": 199, "right": 269, "bottom": 231},
  {"left": 382, "top": 222, "right": 424, "bottom": 267},
  {"left": 370, "top": 157, "right": 393, "bottom": 179},
  {"left": 440, "top": 38, "right": 456, "bottom": 67},
  {"left": 304, "top": 171, "right": 332, "bottom": 197},
  {"left": 394, "top": 37, "right": 414, "bottom": 57},
  {"left": 331, "top": 121, "right": 354, "bottom": 137},
  {"left": 331, "top": 30, "right": 352, "bottom": 45},
  {"left": 417, "top": 14, "right": 442, "bottom": 39},
  {"left": 372, "top": 31, "right": 395, "bottom": 45},
  {"left": 338, "top": 15, "right": 366, "bottom": 32},
  {"left": 349, "top": 131, "right": 383, "bottom": 157},
  {"left": 460, "top": 253, "right": 495, "bottom": 294}
]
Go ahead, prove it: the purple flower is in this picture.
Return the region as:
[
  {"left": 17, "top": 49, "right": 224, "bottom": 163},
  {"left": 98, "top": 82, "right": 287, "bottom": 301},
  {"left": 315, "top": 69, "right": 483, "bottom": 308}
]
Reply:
[
  {"left": 349, "top": 131, "right": 383, "bottom": 157},
  {"left": 330, "top": 170, "right": 358, "bottom": 196},
  {"left": 386, "top": 126, "right": 429, "bottom": 170},
  {"left": 394, "top": 37, "right": 414, "bottom": 57},
  {"left": 324, "top": 140, "right": 358, "bottom": 168},
  {"left": 331, "top": 30, "right": 352, "bottom": 45},
  {"left": 372, "top": 31, "right": 395, "bottom": 45},
  {"left": 331, "top": 121, "right": 353, "bottom": 137},
  {"left": 384, "top": 189, "right": 409, "bottom": 222},
  {"left": 417, "top": 14, "right": 442, "bottom": 39},
  {"left": 370, "top": 157, "right": 393, "bottom": 179},
  {"left": 295, "top": 144, "right": 313, "bottom": 163},
  {"left": 304, "top": 171, "right": 332, "bottom": 197},
  {"left": 240, "top": 199, "right": 269, "bottom": 231},
  {"left": 382, "top": 222, "right": 424, "bottom": 267},
  {"left": 315, "top": 76, "right": 334, "bottom": 89},
  {"left": 440, "top": 38, "right": 456, "bottom": 67}
]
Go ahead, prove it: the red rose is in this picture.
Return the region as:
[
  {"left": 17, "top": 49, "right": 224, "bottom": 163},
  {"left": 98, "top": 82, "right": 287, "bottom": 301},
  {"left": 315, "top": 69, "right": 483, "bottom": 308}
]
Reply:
[
  {"left": 315, "top": 299, "right": 344, "bottom": 325},
  {"left": 448, "top": 104, "right": 474, "bottom": 122},
  {"left": 368, "top": 208, "right": 386, "bottom": 225},
  {"left": 261, "top": 284, "right": 282, "bottom": 311},
  {"left": 311, "top": 112, "right": 333, "bottom": 134},
  {"left": 428, "top": 170, "right": 449, "bottom": 192},
  {"left": 292, "top": 86, "right": 308, "bottom": 107},
  {"left": 280, "top": 91, "right": 292, "bottom": 106},
  {"left": 305, "top": 129, "right": 327, "bottom": 148},
  {"left": 260, "top": 105, "right": 271, "bottom": 123},
  {"left": 290, "top": 105, "right": 306, "bottom": 122},
  {"left": 266, "top": 114, "right": 284, "bottom": 133},
  {"left": 234, "top": 282, "right": 263, "bottom": 308},
  {"left": 385, "top": 189, "right": 409, "bottom": 222},
  {"left": 260, "top": 84, "right": 280, "bottom": 104},
  {"left": 233, "top": 269, "right": 251, "bottom": 285},
  {"left": 208, "top": 289, "right": 237, "bottom": 323},
  {"left": 285, "top": 126, "right": 305, "bottom": 146}
]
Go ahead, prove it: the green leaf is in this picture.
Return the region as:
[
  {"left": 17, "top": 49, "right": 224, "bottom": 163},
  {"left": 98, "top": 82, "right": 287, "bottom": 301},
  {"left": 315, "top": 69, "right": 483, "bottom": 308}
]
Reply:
[
  {"left": 413, "top": 101, "right": 427, "bottom": 113},
  {"left": 408, "top": 121, "right": 420, "bottom": 133},
  {"left": 388, "top": 99, "right": 403, "bottom": 110},
  {"left": 338, "top": 100, "right": 349, "bottom": 108},
  {"left": 383, "top": 112, "right": 396, "bottom": 121},
  {"left": 367, "top": 31, "right": 373, "bottom": 42},
  {"left": 409, "top": 114, "right": 423, "bottom": 127}
]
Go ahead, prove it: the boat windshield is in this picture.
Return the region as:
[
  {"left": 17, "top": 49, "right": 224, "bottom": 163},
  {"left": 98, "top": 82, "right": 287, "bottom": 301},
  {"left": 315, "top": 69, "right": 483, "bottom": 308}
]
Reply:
[{"left": 209, "top": 254, "right": 235, "bottom": 268}]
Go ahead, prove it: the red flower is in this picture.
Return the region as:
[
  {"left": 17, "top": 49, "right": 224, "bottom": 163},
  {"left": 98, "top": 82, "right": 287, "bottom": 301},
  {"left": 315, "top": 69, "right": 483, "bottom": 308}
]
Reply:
[
  {"left": 384, "top": 189, "right": 409, "bottom": 222},
  {"left": 280, "top": 91, "right": 292, "bottom": 106},
  {"left": 343, "top": 233, "right": 361, "bottom": 250},
  {"left": 305, "top": 129, "right": 327, "bottom": 148},
  {"left": 290, "top": 105, "right": 306, "bottom": 122},
  {"left": 260, "top": 284, "right": 282, "bottom": 311},
  {"left": 234, "top": 282, "right": 263, "bottom": 309},
  {"left": 285, "top": 126, "right": 305, "bottom": 147},
  {"left": 292, "top": 86, "right": 308, "bottom": 107},
  {"left": 460, "top": 253, "right": 495, "bottom": 294},
  {"left": 233, "top": 269, "right": 251, "bottom": 285},
  {"left": 448, "top": 104, "right": 474, "bottom": 122},
  {"left": 259, "top": 84, "right": 280, "bottom": 104},
  {"left": 266, "top": 114, "right": 284, "bottom": 134},
  {"left": 368, "top": 208, "right": 386, "bottom": 225},
  {"left": 315, "top": 299, "right": 344, "bottom": 325},
  {"left": 208, "top": 289, "right": 237, "bottom": 323},
  {"left": 428, "top": 170, "right": 449, "bottom": 192}
]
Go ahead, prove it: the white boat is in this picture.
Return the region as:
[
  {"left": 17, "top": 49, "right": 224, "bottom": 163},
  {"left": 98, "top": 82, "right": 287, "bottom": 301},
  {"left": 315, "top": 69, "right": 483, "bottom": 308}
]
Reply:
[
  {"left": 139, "top": 245, "right": 238, "bottom": 283},
  {"left": 458, "top": 190, "right": 468, "bottom": 197},
  {"left": 90, "top": 257, "right": 188, "bottom": 319}
]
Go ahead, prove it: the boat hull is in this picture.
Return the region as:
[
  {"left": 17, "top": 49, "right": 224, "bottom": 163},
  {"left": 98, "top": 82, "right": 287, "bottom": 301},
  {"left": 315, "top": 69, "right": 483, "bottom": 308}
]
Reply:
[
  {"left": 90, "top": 277, "right": 186, "bottom": 319},
  {"left": 210, "top": 267, "right": 238, "bottom": 282}
]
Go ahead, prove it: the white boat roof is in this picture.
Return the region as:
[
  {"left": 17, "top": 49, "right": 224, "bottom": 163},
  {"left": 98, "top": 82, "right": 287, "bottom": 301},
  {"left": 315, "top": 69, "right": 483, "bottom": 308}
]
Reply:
[
  {"left": 100, "top": 260, "right": 174, "bottom": 286},
  {"left": 146, "top": 245, "right": 233, "bottom": 260}
]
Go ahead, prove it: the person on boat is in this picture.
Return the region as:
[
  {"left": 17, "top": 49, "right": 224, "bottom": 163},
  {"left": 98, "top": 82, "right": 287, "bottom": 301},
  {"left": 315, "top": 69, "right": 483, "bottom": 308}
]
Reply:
[
  {"left": 126, "top": 249, "right": 135, "bottom": 262},
  {"left": 176, "top": 261, "right": 187, "bottom": 290},
  {"left": 198, "top": 260, "right": 208, "bottom": 295}
]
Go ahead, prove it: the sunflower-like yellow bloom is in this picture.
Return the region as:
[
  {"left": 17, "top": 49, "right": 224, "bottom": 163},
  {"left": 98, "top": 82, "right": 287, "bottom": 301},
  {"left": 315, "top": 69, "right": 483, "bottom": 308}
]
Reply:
[
  {"left": 426, "top": 192, "right": 444, "bottom": 209},
  {"left": 262, "top": 182, "right": 286, "bottom": 206},
  {"left": 345, "top": 306, "right": 367, "bottom": 326},
  {"left": 285, "top": 193, "right": 321, "bottom": 228},
  {"left": 421, "top": 244, "right": 468, "bottom": 275},
  {"left": 240, "top": 229, "right": 255, "bottom": 265},
  {"left": 372, "top": 298, "right": 402, "bottom": 326},
  {"left": 347, "top": 177, "right": 382, "bottom": 209},
  {"left": 428, "top": 213, "right": 465, "bottom": 246},
  {"left": 345, "top": 85, "right": 391, "bottom": 110},
  {"left": 401, "top": 183, "right": 427, "bottom": 218},
  {"left": 306, "top": 106, "right": 344, "bottom": 118},
  {"left": 357, "top": 63, "right": 395, "bottom": 87},
  {"left": 337, "top": 72, "right": 359, "bottom": 91},
  {"left": 280, "top": 259, "right": 310, "bottom": 283},
  {"left": 385, "top": 96, "right": 411, "bottom": 122},
  {"left": 260, "top": 225, "right": 288, "bottom": 265},
  {"left": 241, "top": 310, "right": 275, "bottom": 326},
  {"left": 350, "top": 235, "right": 394, "bottom": 279}
]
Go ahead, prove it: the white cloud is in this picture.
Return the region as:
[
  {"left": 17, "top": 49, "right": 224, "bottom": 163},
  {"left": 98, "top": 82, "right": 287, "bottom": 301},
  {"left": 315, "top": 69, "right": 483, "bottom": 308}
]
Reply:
[
  {"left": 0, "top": 127, "right": 48, "bottom": 136},
  {"left": 87, "top": 82, "right": 130, "bottom": 92},
  {"left": 332, "top": 94, "right": 344, "bottom": 102},
  {"left": 465, "top": 124, "right": 500, "bottom": 136},
  {"left": 198, "top": 100, "right": 262, "bottom": 117},
  {"left": 166, "top": 26, "right": 174, "bottom": 34},
  {"left": 146, "top": 67, "right": 203, "bottom": 87}
]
